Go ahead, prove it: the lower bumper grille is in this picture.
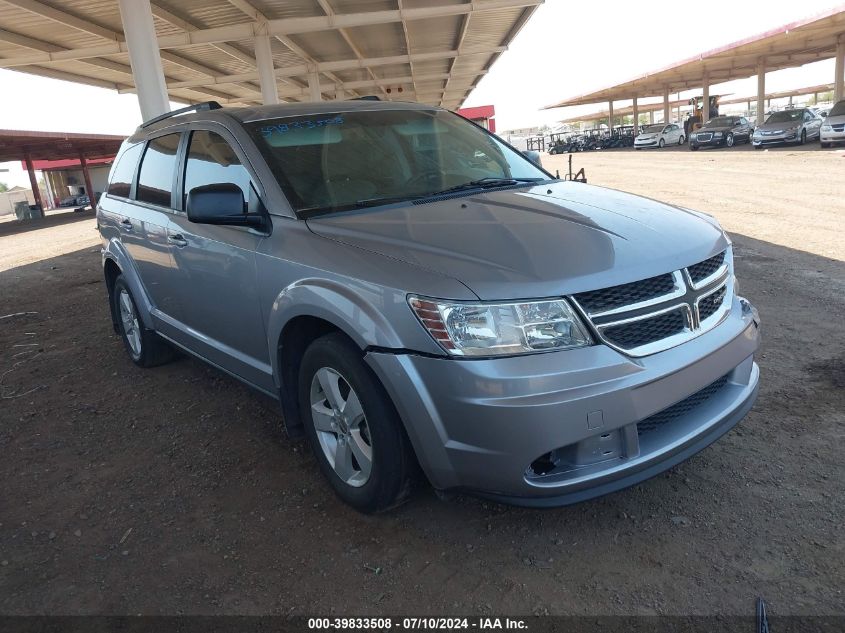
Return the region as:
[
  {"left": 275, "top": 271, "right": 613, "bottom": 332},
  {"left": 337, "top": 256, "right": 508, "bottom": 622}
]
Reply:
[{"left": 638, "top": 374, "right": 730, "bottom": 436}]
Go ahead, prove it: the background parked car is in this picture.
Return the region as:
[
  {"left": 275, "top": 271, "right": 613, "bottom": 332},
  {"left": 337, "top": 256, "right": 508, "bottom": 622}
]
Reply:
[
  {"left": 689, "top": 116, "right": 753, "bottom": 150},
  {"left": 820, "top": 100, "right": 845, "bottom": 148},
  {"left": 752, "top": 108, "right": 822, "bottom": 148},
  {"left": 633, "top": 123, "right": 684, "bottom": 149}
]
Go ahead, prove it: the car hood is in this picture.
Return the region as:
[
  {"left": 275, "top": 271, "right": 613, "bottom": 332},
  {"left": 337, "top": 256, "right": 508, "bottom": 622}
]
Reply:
[
  {"left": 636, "top": 133, "right": 659, "bottom": 139},
  {"left": 698, "top": 125, "right": 732, "bottom": 133},
  {"left": 823, "top": 114, "right": 845, "bottom": 125},
  {"left": 306, "top": 182, "right": 728, "bottom": 301},
  {"left": 756, "top": 120, "right": 801, "bottom": 131}
]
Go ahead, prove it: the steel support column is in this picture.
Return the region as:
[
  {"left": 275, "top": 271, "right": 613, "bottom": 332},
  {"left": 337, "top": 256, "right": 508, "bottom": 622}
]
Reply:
[
  {"left": 308, "top": 71, "right": 322, "bottom": 102},
  {"left": 79, "top": 151, "right": 95, "bottom": 210},
  {"left": 632, "top": 97, "right": 639, "bottom": 135},
  {"left": 702, "top": 72, "right": 710, "bottom": 123},
  {"left": 24, "top": 153, "right": 43, "bottom": 212},
  {"left": 757, "top": 59, "right": 766, "bottom": 127},
  {"left": 117, "top": 0, "right": 170, "bottom": 121},
  {"left": 608, "top": 100, "right": 614, "bottom": 133},
  {"left": 254, "top": 35, "right": 279, "bottom": 105},
  {"left": 835, "top": 36, "right": 844, "bottom": 102},
  {"left": 663, "top": 87, "right": 670, "bottom": 124}
]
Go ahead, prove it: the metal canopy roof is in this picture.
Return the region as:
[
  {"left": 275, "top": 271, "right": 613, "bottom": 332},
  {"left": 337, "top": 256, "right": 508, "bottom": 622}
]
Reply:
[
  {"left": 555, "top": 97, "right": 699, "bottom": 124},
  {"left": 0, "top": 128, "right": 124, "bottom": 162},
  {"left": 544, "top": 5, "right": 845, "bottom": 109},
  {"left": 719, "top": 83, "right": 834, "bottom": 105},
  {"left": 0, "top": 0, "right": 541, "bottom": 110}
]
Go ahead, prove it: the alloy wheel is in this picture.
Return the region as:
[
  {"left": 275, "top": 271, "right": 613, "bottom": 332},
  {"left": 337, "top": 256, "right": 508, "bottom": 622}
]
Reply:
[
  {"left": 310, "top": 367, "right": 373, "bottom": 487},
  {"left": 118, "top": 288, "right": 142, "bottom": 358},
  {"left": 726, "top": 133, "right": 734, "bottom": 147}
]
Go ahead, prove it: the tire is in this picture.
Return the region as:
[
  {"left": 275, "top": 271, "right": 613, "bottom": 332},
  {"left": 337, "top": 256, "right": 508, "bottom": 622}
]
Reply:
[
  {"left": 726, "top": 133, "right": 734, "bottom": 147},
  {"left": 678, "top": 136, "right": 685, "bottom": 145},
  {"left": 658, "top": 138, "right": 665, "bottom": 148},
  {"left": 799, "top": 129, "right": 806, "bottom": 145},
  {"left": 754, "top": 144, "right": 763, "bottom": 150},
  {"left": 821, "top": 142, "right": 830, "bottom": 148},
  {"left": 298, "top": 332, "right": 416, "bottom": 513},
  {"left": 112, "top": 275, "right": 175, "bottom": 368},
  {"left": 690, "top": 144, "right": 699, "bottom": 151}
]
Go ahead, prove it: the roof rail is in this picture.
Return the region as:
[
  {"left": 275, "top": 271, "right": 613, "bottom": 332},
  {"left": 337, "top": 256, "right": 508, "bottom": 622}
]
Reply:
[{"left": 140, "top": 101, "right": 223, "bottom": 128}]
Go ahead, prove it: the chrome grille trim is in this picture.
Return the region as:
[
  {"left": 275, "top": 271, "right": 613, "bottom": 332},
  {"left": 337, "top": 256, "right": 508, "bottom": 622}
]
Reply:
[{"left": 569, "top": 248, "right": 732, "bottom": 357}]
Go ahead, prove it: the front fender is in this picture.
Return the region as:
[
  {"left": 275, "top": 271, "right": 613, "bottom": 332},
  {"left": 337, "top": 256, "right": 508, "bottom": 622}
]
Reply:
[
  {"left": 266, "top": 277, "right": 427, "bottom": 386},
  {"left": 101, "top": 239, "right": 155, "bottom": 330}
]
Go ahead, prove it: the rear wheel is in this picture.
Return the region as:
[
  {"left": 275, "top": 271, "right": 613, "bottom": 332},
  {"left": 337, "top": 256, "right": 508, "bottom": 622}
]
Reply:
[
  {"left": 298, "top": 333, "right": 416, "bottom": 513},
  {"left": 112, "top": 276, "right": 174, "bottom": 368}
]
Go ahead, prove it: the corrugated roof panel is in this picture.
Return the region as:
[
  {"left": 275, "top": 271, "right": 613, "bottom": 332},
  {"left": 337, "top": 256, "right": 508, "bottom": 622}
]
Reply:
[
  {"left": 248, "top": 0, "right": 326, "bottom": 19},
  {"left": 462, "top": 7, "right": 522, "bottom": 49},
  {"left": 406, "top": 15, "right": 462, "bottom": 51},
  {"left": 342, "top": 23, "right": 406, "bottom": 58}
]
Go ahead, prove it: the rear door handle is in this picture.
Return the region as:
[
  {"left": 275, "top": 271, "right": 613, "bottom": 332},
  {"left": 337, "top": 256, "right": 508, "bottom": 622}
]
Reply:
[
  {"left": 120, "top": 218, "right": 133, "bottom": 231},
  {"left": 168, "top": 233, "right": 188, "bottom": 247}
]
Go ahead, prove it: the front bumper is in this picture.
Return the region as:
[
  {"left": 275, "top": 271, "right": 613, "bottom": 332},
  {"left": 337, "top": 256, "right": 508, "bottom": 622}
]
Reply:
[
  {"left": 365, "top": 296, "right": 760, "bottom": 506},
  {"left": 690, "top": 136, "right": 724, "bottom": 147},
  {"left": 752, "top": 131, "right": 799, "bottom": 146},
  {"left": 821, "top": 129, "right": 845, "bottom": 144},
  {"left": 634, "top": 139, "right": 658, "bottom": 147}
]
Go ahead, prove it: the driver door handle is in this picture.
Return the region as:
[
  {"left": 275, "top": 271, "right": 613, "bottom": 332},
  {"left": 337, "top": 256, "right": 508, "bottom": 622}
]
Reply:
[
  {"left": 120, "top": 218, "right": 133, "bottom": 231},
  {"left": 168, "top": 233, "right": 188, "bottom": 248}
]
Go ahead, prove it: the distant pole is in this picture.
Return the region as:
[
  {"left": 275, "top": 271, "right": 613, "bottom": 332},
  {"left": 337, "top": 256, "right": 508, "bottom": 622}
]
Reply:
[
  {"left": 24, "top": 153, "right": 43, "bottom": 212},
  {"left": 632, "top": 96, "right": 639, "bottom": 135},
  {"left": 757, "top": 58, "right": 766, "bottom": 127},
  {"left": 79, "top": 150, "right": 95, "bottom": 210}
]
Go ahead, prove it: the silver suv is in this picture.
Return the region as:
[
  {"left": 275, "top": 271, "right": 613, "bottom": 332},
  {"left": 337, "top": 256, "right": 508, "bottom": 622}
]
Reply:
[{"left": 98, "top": 100, "right": 760, "bottom": 512}]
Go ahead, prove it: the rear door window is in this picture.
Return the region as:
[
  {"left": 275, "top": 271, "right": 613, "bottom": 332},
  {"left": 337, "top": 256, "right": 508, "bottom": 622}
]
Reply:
[
  {"left": 136, "top": 133, "right": 181, "bottom": 207},
  {"left": 107, "top": 143, "right": 143, "bottom": 198}
]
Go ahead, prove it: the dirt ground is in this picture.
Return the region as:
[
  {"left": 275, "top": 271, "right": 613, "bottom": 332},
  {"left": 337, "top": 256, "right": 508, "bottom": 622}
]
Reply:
[{"left": 1, "top": 147, "right": 843, "bottom": 617}]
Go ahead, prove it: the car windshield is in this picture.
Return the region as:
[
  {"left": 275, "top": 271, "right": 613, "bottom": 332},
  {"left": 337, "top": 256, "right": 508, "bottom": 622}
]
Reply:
[
  {"left": 245, "top": 109, "right": 548, "bottom": 216},
  {"left": 828, "top": 101, "right": 845, "bottom": 117},
  {"left": 704, "top": 117, "right": 733, "bottom": 128},
  {"left": 766, "top": 110, "right": 802, "bottom": 124},
  {"left": 642, "top": 125, "right": 664, "bottom": 134}
]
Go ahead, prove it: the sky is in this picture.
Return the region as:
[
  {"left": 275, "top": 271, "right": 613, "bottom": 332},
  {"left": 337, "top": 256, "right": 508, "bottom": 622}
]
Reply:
[{"left": 0, "top": 0, "right": 842, "bottom": 187}]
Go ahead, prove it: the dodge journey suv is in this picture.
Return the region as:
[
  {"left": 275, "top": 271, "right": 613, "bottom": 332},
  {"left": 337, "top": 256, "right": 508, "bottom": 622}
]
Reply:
[{"left": 98, "top": 100, "right": 760, "bottom": 512}]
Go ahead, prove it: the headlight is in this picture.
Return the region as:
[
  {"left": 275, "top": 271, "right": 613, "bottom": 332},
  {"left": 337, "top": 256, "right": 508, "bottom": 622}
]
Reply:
[
  {"left": 409, "top": 297, "right": 592, "bottom": 356},
  {"left": 690, "top": 133, "right": 697, "bottom": 140},
  {"left": 713, "top": 132, "right": 723, "bottom": 138},
  {"left": 822, "top": 125, "right": 832, "bottom": 131}
]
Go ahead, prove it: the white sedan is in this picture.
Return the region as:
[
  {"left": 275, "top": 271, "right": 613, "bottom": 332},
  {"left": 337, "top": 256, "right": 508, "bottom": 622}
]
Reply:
[{"left": 633, "top": 123, "right": 685, "bottom": 149}]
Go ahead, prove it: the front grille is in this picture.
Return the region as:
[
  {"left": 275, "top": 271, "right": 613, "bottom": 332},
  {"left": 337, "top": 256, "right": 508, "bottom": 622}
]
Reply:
[
  {"left": 602, "top": 308, "right": 686, "bottom": 349},
  {"left": 574, "top": 273, "right": 675, "bottom": 313},
  {"left": 698, "top": 285, "right": 727, "bottom": 321},
  {"left": 832, "top": 124, "right": 845, "bottom": 132},
  {"left": 637, "top": 375, "right": 730, "bottom": 436},
  {"left": 696, "top": 133, "right": 713, "bottom": 142},
  {"left": 687, "top": 251, "right": 725, "bottom": 284}
]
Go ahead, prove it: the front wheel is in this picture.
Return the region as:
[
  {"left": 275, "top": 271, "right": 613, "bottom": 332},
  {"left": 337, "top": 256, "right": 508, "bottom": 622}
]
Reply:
[
  {"left": 298, "top": 333, "right": 416, "bottom": 513},
  {"left": 821, "top": 141, "right": 830, "bottom": 148},
  {"left": 690, "top": 144, "right": 699, "bottom": 151},
  {"left": 112, "top": 276, "right": 174, "bottom": 367},
  {"left": 726, "top": 133, "right": 734, "bottom": 147},
  {"left": 799, "top": 129, "right": 807, "bottom": 145},
  {"left": 658, "top": 138, "right": 665, "bottom": 148},
  {"left": 678, "top": 136, "right": 685, "bottom": 145}
]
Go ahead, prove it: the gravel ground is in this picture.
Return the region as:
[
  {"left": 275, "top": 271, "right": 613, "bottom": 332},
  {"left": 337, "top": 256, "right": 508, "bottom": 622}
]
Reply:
[{"left": 0, "top": 147, "right": 843, "bottom": 616}]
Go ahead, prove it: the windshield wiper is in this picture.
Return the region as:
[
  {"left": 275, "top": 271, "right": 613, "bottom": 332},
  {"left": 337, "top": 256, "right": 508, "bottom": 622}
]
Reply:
[
  {"left": 299, "top": 195, "right": 423, "bottom": 219},
  {"left": 425, "top": 177, "right": 545, "bottom": 197}
]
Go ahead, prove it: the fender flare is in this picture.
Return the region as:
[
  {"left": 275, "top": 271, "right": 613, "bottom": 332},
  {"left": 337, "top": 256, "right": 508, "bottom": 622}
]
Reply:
[
  {"left": 101, "top": 239, "right": 156, "bottom": 330},
  {"left": 266, "top": 277, "right": 406, "bottom": 385}
]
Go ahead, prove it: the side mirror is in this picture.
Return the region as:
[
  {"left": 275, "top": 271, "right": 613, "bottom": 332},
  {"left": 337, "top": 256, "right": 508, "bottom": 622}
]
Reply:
[
  {"left": 522, "top": 150, "right": 542, "bottom": 167},
  {"left": 186, "top": 183, "right": 264, "bottom": 229}
]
